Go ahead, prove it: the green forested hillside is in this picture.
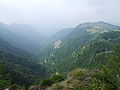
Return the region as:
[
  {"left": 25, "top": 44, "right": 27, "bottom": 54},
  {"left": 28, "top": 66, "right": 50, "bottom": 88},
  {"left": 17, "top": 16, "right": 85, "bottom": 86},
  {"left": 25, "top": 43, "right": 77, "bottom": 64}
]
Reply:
[
  {"left": 36, "top": 22, "right": 120, "bottom": 75},
  {"left": 45, "top": 50, "right": 120, "bottom": 90},
  {"left": 0, "top": 37, "right": 46, "bottom": 89},
  {"left": 56, "top": 31, "right": 120, "bottom": 73},
  {"left": 31, "top": 42, "right": 120, "bottom": 90},
  {"left": 32, "top": 22, "right": 120, "bottom": 90}
]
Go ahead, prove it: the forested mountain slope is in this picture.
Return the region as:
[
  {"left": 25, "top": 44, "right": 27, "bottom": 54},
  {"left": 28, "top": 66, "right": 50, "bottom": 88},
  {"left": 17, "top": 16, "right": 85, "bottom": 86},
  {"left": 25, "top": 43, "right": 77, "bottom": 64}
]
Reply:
[
  {"left": 31, "top": 22, "right": 120, "bottom": 90},
  {"left": 0, "top": 37, "right": 46, "bottom": 89},
  {"left": 55, "top": 31, "right": 120, "bottom": 73},
  {"left": 31, "top": 31, "right": 120, "bottom": 90},
  {"left": 36, "top": 22, "right": 120, "bottom": 75}
]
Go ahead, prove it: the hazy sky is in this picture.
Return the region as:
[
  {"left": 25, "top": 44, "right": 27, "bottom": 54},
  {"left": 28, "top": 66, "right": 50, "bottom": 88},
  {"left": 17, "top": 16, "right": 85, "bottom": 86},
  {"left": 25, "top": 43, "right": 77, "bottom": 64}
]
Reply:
[{"left": 0, "top": 0, "right": 120, "bottom": 36}]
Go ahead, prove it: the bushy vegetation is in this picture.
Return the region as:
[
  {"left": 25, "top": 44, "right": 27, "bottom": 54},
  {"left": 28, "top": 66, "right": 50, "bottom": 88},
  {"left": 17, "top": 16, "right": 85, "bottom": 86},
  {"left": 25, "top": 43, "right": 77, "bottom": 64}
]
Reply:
[
  {"left": 34, "top": 74, "right": 64, "bottom": 87},
  {"left": 29, "top": 74, "right": 64, "bottom": 90},
  {"left": 9, "top": 84, "right": 24, "bottom": 90},
  {"left": 0, "top": 64, "right": 11, "bottom": 89}
]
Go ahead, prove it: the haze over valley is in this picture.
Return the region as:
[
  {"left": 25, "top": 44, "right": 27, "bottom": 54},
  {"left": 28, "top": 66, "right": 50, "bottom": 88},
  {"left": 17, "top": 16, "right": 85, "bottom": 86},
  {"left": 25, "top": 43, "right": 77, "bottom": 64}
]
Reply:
[{"left": 0, "top": 0, "right": 120, "bottom": 90}]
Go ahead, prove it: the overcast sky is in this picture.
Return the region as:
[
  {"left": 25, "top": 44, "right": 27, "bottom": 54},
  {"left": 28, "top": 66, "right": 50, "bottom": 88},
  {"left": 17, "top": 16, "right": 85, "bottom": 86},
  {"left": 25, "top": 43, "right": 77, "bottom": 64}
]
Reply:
[{"left": 0, "top": 0, "right": 120, "bottom": 36}]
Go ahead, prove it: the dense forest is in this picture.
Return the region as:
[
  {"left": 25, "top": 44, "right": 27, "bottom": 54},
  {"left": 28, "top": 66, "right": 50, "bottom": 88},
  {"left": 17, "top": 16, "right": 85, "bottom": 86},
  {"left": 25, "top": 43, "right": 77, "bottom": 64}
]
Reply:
[{"left": 0, "top": 21, "right": 120, "bottom": 90}]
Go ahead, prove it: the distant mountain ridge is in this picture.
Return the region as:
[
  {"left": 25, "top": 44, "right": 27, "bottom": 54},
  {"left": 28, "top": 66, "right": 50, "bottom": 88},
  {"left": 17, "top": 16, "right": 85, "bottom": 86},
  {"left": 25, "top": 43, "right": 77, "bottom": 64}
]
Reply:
[
  {"left": 10, "top": 23, "right": 46, "bottom": 46},
  {"left": 47, "top": 28, "right": 73, "bottom": 44},
  {"left": 0, "top": 22, "right": 46, "bottom": 52}
]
